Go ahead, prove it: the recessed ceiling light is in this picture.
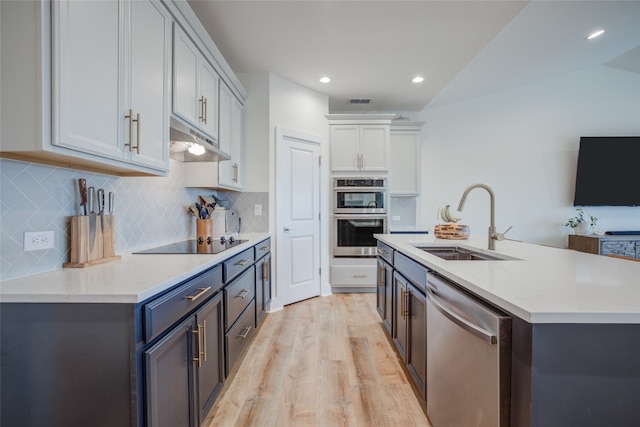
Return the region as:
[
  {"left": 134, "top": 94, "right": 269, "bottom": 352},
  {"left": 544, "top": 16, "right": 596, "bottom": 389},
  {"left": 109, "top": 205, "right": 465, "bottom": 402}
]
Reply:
[
  {"left": 412, "top": 76, "right": 424, "bottom": 84},
  {"left": 586, "top": 29, "right": 605, "bottom": 40},
  {"left": 319, "top": 76, "right": 331, "bottom": 83}
]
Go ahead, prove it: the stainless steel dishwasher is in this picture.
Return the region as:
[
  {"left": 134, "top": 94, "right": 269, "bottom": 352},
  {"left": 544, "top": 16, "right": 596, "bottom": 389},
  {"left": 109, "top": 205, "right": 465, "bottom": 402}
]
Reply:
[{"left": 426, "top": 273, "right": 511, "bottom": 427}]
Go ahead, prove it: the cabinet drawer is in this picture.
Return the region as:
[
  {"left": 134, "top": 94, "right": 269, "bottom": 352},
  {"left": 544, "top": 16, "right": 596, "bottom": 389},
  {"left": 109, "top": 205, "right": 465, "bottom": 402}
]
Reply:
[
  {"left": 225, "top": 299, "right": 256, "bottom": 376},
  {"left": 223, "top": 248, "right": 254, "bottom": 282},
  {"left": 394, "top": 252, "right": 428, "bottom": 292},
  {"left": 254, "top": 237, "right": 271, "bottom": 261},
  {"left": 601, "top": 240, "right": 636, "bottom": 258},
  {"left": 224, "top": 266, "right": 255, "bottom": 330},
  {"left": 331, "top": 265, "right": 376, "bottom": 286},
  {"left": 144, "top": 265, "right": 222, "bottom": 343},
  {"left": 377, "top": 241, "right": 394, "bottom": 264}
]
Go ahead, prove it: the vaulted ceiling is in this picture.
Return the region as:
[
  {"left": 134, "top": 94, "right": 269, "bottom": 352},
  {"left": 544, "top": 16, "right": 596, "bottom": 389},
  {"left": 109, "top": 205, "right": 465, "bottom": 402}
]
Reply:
[{"left": 188, "top": 0, "right": 640, "bottom": 112}]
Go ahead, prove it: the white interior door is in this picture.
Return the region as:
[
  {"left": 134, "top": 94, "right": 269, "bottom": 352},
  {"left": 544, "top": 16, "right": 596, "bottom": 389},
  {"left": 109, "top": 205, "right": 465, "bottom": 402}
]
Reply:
[{"left": 276, "top": 127, "right": 321, "bottom": 306}]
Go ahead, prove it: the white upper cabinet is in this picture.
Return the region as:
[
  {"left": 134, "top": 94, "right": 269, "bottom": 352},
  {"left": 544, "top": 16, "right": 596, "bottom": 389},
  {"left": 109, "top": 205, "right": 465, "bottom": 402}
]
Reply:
[
  {"left": 1, "top": 0, "right": 246, "bottom": 177},
  {"left": 173, "top": 25, "right": 219, "bottom": 144},
  {"left": 329, "top": 123, "right": 390, "bottom": 172},
  {"left": 389, "top": 123, "right": 424, "bottom": 196},
  {"left": 127, "top": 0, "right": 171, "bottom": 170},
  {"left": 54, "top": 0, "right": 122, "bottom": 160},
  {"left": 217, "top": 82, "right": 244, "bottom": 190},
  {"left": 53, "top": 0, "right": 170, "bottom": 172}
]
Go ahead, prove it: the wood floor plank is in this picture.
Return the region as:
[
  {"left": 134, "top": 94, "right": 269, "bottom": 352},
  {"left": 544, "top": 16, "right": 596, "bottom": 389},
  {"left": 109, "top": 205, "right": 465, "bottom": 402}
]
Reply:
[{"left": 203, "top": 293, "right": 431, "bottom": 427}]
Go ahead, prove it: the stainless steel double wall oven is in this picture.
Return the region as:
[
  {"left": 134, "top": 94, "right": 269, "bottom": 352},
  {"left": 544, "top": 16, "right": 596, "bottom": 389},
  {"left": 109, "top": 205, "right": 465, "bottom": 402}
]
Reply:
[{"left": 332, "top": 177, "right": 388, "bottom": 257}]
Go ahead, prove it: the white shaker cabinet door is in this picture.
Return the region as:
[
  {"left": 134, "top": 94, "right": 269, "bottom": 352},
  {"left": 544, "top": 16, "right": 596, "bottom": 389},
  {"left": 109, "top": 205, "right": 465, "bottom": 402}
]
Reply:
[
  {"left": 229, "top": 96, "right": 244, "bottom": 189},
  {"left": 389, "top": 130, "right": 420, "bottom": 195},
  {"left": 330, "top": 125, "right": 360, "bottom": 172},
  {"left": 217, "top": 82, "right": 243, "bottom": 190},
  {"left": 199, "top": 62, "right": 219, "bottom": 142},
  {"left": 359, "top": 125, "right": 388, "bottom": 172},
  {"left": 54, "top": 0, "right": 123, "bottom": 160},
  {"left": 128, "top": 0, "right": 170, "bottom": 170},
  {"left": 173, "top": 26, "right": 199, "bottom": 128}
]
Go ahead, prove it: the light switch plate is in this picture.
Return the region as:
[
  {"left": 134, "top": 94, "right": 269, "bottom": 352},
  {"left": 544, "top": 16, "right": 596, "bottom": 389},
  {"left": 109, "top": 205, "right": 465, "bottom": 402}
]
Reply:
[{"left": 254, "top": 204, "right": 263, "bottom": 216}]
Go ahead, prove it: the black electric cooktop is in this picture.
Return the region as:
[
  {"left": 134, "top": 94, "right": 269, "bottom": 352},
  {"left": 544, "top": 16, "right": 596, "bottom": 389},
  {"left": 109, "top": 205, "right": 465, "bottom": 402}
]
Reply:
[{"left": 134, "top": 238, "right": 248, "bottom": 255}]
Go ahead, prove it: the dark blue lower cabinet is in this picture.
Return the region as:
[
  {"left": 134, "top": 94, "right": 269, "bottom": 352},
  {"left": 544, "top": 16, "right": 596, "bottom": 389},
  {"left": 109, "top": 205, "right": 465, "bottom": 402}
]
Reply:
[
  {"left": 255, "top": 252, "right": 271, "bottom": 326},
  {"left": 196, "top": 293, "right": 225, "bottom": 422},
  {"left": 145, "top": 317, "right": 197, "bottom": 427},
  {"left": 144, "top": 292, "right": 225, "bottom": 427}
]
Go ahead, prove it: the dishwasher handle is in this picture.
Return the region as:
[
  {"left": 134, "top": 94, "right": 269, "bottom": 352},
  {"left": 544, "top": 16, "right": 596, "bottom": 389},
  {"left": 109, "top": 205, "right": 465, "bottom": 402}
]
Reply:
[{"left": 427, "top": 288, "right": 497, "bottom": 345}]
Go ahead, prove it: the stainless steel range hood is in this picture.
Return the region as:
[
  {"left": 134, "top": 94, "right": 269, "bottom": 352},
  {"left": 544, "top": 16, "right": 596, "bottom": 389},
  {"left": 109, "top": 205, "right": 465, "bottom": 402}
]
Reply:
[{"left": 169, "top": 117, "right": 230, "bottom": 162}]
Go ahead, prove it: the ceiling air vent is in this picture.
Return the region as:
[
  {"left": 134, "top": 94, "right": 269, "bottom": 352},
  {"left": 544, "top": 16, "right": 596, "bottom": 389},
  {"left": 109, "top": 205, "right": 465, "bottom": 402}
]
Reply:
[{"left": 348, "top": 98, "right": 372, "bottom": 104}]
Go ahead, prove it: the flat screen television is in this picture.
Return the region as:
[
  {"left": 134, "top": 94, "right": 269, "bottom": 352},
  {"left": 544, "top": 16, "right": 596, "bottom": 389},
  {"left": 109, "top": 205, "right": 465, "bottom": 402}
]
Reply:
[{"left": 573, "top": 136, "right": 640, "bottom": 206}]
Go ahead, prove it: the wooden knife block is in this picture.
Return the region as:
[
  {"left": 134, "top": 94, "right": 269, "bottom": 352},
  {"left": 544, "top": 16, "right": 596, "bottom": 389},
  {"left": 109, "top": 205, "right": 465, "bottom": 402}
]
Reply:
[{"left": 64, "top": 215, "right": 120, "bottom": 268}]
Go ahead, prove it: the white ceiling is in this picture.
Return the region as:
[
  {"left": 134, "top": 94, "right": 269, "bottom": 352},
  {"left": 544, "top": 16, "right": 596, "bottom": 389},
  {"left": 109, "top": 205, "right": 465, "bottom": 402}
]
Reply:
[{"left": 187, "top": 0, "right": 640, "bottom": 113}]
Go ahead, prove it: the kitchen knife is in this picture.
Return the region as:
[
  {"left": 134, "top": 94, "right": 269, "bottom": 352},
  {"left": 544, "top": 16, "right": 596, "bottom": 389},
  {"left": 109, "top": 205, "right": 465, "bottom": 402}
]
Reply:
[
  {"left": 108, "top": 192, "right": 114, "bottom": 214},
  {"left": 88, "top": 186, "right": 97, "bottom": 249},
  {"left": 97, "top": 188, "right": 105, "bottom": 232},
  {"left": 78, "top": 178, "right": 87, "bottom": 215}
]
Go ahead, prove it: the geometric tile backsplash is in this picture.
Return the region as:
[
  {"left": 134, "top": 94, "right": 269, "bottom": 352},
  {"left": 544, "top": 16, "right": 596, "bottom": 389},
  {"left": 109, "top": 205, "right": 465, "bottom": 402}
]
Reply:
[{"left": 0, "top": 158, "right": 268, "bottom": 281}]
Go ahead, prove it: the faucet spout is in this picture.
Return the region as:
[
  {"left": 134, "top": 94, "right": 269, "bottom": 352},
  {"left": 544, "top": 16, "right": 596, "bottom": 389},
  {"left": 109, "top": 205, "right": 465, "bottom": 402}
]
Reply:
[{"left": 457, "top": 183, "right": 497, "bottom": 250}]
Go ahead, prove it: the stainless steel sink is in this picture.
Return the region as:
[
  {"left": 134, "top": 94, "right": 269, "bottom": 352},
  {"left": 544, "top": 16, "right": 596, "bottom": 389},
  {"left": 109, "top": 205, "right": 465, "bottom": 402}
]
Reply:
[{"left": 418, "top": 246, "right": 507, "bottom": 261}]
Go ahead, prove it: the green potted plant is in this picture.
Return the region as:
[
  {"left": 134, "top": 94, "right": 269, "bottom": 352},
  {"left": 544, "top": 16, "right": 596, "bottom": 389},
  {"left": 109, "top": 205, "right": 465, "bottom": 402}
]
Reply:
[{"left": 565, "top": 208, "right": 598, "bottom": 235}]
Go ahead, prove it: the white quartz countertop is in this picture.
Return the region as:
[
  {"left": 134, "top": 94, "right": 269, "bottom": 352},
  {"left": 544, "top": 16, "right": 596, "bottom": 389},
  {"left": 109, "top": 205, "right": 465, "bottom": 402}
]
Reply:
[
  {"left": 375, "top": 234, "right": 640, "bottom": 324},
  {"left": 0, "top": 233, "right": 269, "bottom": 304}
]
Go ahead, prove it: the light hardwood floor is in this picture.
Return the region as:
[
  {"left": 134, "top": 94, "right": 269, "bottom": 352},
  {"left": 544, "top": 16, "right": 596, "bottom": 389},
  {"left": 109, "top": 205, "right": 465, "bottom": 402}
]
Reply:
[{"left": 203, "top": 293, "right": 431, "bottom": 427}]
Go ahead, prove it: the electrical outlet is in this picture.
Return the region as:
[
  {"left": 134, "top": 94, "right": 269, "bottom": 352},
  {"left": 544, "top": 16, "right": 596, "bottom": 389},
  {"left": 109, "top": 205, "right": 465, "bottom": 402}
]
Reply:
[
  {"left": 24, "top": 231, "right": 55, "bottom": 251},
  {"left": 254, "top": 204, "right": 263, "bottom": 216},
  {"left": 392, "top": 215, "right": 401, "bottom": 221}
]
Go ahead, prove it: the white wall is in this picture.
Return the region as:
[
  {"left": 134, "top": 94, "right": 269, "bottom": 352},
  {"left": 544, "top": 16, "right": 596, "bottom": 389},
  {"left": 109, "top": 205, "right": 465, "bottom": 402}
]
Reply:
[
  {"left": 240, "top": 73, "right": 331, "bottom": 309},
  {"left": 417, "top": 66, "right": 640, "bottom": 248},
  {"left": 238, "top": 72, "right": 270, "bottom": 192}
]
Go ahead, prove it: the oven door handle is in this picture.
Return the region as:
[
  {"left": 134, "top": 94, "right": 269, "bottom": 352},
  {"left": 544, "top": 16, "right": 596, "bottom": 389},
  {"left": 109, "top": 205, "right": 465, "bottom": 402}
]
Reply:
[
  {"left": 333, "top": 187, "right": 387, "bottom": 192},
  {"left": 333, "top": 214, "right": 388, "bottom": 220}
]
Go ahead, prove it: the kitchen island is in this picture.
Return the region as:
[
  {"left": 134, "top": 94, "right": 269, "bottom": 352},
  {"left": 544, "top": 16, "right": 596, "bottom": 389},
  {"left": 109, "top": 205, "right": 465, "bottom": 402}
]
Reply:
[
  {"left": 0, "top": 233, "right": 270, "bottom": 427},
  {"left": 376, "top": 233, "right": 640, "bottom": 427}
]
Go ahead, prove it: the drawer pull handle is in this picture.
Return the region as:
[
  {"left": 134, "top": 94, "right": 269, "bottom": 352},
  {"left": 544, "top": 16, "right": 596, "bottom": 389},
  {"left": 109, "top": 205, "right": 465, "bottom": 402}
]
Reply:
[
  {"left": 238, "top": 289, "right": 251, "bottom": 299},
  {"left": 259, "top": 246, "right": 270, "bottom": 251},
  {"left": 353, "top": 274, "right": 368, "bottom": 278},
  {"left": 185, "top": 286, "right": 211, "bottom": 301},
  {"left": 238, "top": 325, "right": 252, "bottom": 339},
  {"left": 235, "top": 259, "right": 250, "bottom": 266},
  {"left": 378, "top": 248, "right": 387, "bottom": 255}
]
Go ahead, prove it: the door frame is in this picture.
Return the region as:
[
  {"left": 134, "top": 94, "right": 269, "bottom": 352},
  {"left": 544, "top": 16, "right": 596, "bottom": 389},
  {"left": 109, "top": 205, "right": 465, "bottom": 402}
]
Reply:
[{"left": 270, "top": 126, "right": 330, "bottom": 311}]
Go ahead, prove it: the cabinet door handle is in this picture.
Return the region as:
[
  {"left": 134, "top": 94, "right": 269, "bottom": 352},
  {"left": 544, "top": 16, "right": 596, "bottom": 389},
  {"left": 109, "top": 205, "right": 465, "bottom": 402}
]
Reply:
[
  {"left": 134, "top": 113, "right": 140, "bottom": 154},
  {"left": 199, "top": 96, "right": 205, "bottom": 122},
  {"left": 400, "top": 289, "right": 405, "bottom": 319},
  {"left": 238, "top": 289, "right": 251, "bottom": 299},
  {"left": 232, "top": 163, "right": 239, "bottom": 182},
  {"left": 235, "top": 259, "right": 249, "bottom": 266},
  {"left": 378, "top": 265, "right": 385, "bottom": 287},
  {"left": 202, "top": 320, "right": 207, "bottom": 362},
  {"left": 238, "top": 325, "right": 252, "bottom": 339},
  {"left": 405, "top": 290, "right": 410, "bottom": 318},
  {"left": 192, "top": 326, "right": 202, "bottom": 368},
  {"left": 185, "top": 286, "right": 211, "bottom": 301},
  {"left": 125, "top": 110, "right": 140, "bottom": 154},
  {"left": 203, "top": 97, "right": 208, "bottom": 124}
]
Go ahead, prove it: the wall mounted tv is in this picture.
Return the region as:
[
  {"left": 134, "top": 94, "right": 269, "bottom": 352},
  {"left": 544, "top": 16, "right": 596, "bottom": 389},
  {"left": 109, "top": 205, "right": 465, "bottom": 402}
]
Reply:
[{"left": 573, "top": 136, "right": 640, "bottom": 206}]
